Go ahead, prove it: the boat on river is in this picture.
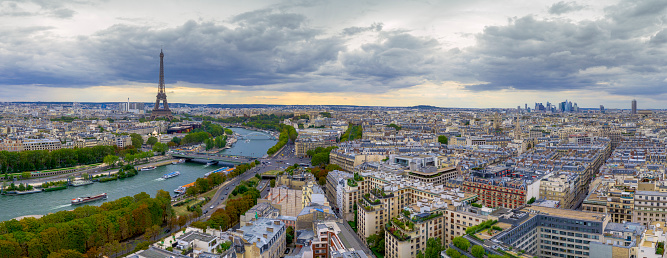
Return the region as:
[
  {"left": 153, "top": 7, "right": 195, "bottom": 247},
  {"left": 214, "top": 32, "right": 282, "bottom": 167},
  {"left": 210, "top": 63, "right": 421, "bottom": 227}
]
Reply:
[
  {"left": 69, "top": 180, "right": 93, "bottom": 187},
  {"left": 71, "top": 193, "right": 107, "bottom": 205},
  {"left": 162, "top": 171, "right": 180, "bottom": 179},
  {"left": 140, "top": 166, "right": 157, "bottom": 171}
]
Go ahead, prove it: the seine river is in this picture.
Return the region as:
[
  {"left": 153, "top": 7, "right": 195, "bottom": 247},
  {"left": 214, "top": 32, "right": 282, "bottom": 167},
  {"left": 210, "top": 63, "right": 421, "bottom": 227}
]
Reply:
[{"left": 0, "top": 127, "right": 276, "bottom": 221}]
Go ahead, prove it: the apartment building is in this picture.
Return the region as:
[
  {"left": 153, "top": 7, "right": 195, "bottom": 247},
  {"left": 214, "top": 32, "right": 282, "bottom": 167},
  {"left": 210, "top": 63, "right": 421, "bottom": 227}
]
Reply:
[
  {"left": 582, "top": 179, "right": 635, "bottom": 223},
  {"left": 266, "top": 187, "right": 304, "bottom": 217},
  {"left": 493, "top": 206, "right": 609, "bottom": 258},
  {"left": 115, "top": 135, "right": 132, "bottom": 148},
  {"left": 22, "top": 138, "right": 62, "bottom": 151},
  {"left": 444, "top": 205, "right": 496, "bottom": 246},
  {"left": 294, "top": 134, "right": 337, "bottom": 157},
  {"left": 405, "top": 166, "right": 459, "bottom": 186},
  {"left": 355, "top": 170, "right": 477, "bottom": 258},
  {"left": 0, "top": 139, "right": 23, "bottom": 152},
  {"left": 539, "top": 171, "right": 581, "bottom": 209},
  {"left": 329, "top": 148, "right": 386, "bottom": 172},
  {"left": 461, "top": 166, "right": 540, "bottom": 209},
  {"left": 302, "top": 181, "right": 328, "bottom": 207},
  {"left": 231, "top": 218, "right": 286, "bottom": 258},
  {"left": 324, "top": 170, "right": 354, "bottom": 215},
  {"left": 239, "top": 202, "right": 280, "bottom": 227},
  {"left": 634, "top": 190, "right": 667, "bottom": 227}
]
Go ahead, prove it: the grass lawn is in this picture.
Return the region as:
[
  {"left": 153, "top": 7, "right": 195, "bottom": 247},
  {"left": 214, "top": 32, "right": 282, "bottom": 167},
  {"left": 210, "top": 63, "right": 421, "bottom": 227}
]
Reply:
[
  {"left": 247, "top": 177, "right": 259, "bottom": 184},
  {"left": 262, "top": 170, "right": 281, "bottom": 175},
  {"left": 173, "top": 204, "right": 191, "bottom": 217},
  {"left": 201, "top": 188, "right": 218, "bottom": 200}
]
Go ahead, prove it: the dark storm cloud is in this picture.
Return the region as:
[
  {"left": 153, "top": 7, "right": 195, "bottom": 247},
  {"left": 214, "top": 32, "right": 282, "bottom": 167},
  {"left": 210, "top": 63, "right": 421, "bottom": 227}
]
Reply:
[
  {"left": 341, "top": 32, "right": 441, "bottom": 83},
  {"left": 0, "top": 0, "right": 83, "bottom": 18},
  {"left": 342, "top": 23, "right": 383, "bottom": 36},
  {"left": 5, "top": 0, "right": 667, "bottom": 98},
  {"left": 548, "top": 1, "right": 585, "bottom": 15},
  {"left": 0, "top": 7, "right": 447, "bottom": 93},
  {"left": 1, "top": 10, "right": 349, "bottom": 90},
  {"left": 462, "top": 0, "right": 667, "bottom": 97}
]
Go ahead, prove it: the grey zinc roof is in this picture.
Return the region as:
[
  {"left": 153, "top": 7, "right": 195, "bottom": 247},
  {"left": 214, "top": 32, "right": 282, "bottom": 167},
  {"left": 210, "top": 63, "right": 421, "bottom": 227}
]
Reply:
[
  {"left": 238, "top": 218, "right": 284, "bottom": 248},
  {"left": 130, "top": 247, "right": 188, "bottom": 258},
  {"left": 178, "top": 232, "right": 217, "bottom": 243}
]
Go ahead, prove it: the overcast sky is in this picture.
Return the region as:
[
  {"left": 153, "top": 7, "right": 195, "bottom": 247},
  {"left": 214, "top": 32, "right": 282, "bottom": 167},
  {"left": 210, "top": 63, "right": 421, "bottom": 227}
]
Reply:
[{"left": 1, "top": 0, "right": 666, "bottom": 108}]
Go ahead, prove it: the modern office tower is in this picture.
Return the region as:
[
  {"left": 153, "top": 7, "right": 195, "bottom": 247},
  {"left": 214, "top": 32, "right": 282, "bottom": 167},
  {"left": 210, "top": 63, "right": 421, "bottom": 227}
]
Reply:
[
  {"left": 565, "top": 100, "right": 573, "bottom": 112},
  {"left": 559, "top": 101, "right": 566, "bottom": 112},
  {"left": 600, "top": 105, "right": 604, "bottom": 113},
  {"left": 632, "top": 99, "right": 637, "bottom": 114}
]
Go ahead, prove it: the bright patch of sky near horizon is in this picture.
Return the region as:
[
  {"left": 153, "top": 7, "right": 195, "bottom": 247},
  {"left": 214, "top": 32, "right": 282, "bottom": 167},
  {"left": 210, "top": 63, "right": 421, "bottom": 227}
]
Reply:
[{"left": 1, "top": 0, "right": 665, "bottom": 108}]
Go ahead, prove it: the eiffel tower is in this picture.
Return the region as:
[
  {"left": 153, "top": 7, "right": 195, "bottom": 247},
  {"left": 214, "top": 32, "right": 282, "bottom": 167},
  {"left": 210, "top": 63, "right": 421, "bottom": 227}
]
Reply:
[{"left": 150, "top": 49, "right": 173, "bottom": 120}]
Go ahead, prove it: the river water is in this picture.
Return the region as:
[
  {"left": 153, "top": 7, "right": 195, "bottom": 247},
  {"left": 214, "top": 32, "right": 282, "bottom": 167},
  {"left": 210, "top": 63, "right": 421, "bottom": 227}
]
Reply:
[
  {"left": 220, "top": 127, "right": 277, "bottom": 158},
  {"left": 0, "top": 127, "right": 276, "bottom": 221}
]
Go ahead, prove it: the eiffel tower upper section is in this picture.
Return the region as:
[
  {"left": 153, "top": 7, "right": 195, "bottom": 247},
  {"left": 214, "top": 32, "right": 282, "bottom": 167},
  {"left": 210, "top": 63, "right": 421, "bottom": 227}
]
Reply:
[{"left": 150, "top": 49, "right": 173, "bottom": 120}]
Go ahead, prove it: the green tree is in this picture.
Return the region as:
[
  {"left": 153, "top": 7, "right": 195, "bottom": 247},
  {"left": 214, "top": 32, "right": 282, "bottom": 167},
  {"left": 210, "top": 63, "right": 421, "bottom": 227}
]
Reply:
[
  {"left": 47, "top": 249, "right": 84, "bottom": 258},
  {"left": 170, "top": 137, "right": 181, "bottom": 145},
  {"left": 453, "top": 236, "right": 470, "bottom": 251},
  {"left": 387, "top": 123, "right": 401, "bottom": 131},
  {"left": 130, "top": 133, "right": 144, "bottom": 149},
  {"left": 103, "top": 155, "right": 119, "bottom": 168},
  {"left": 146, "top": 137, "right": 158, "bottom": 146},
  {"left": 438, "top": 135, "right": 448, "bottom": 144},
  {"left": 205, "top": 138, "right": 213, "bottom": 150},
  {"left": 528, "top": 197, "right": 536, "bottom": 204},
  {"left": 21, "top": 171, "right": 30, "bottom": 179},
  {"left": 270, "top": 179, "right": 276, "bottom": 187},
  {"left": 446, "top": 248, "right": 461, "bottom": 258},
  {"left": 286, "top": 226, "right": 295, "bottom": 244},
  {"left": 417, "top": 237, "right": 444, "bottom": 258},
  {"left": 471, "top": 245, "right": 485, "bottom": 258},
  {"left": 366, "top": 228, "right": 385, "bottom": 256},
  {"left": 152, "top": 142, "right": 169, "bottom": 155}
]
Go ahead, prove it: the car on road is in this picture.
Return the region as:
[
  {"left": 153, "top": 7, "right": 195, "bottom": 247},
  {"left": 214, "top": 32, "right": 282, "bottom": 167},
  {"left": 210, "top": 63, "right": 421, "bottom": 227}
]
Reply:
[
  {"left": 226, "top": 187, "right": 229, "bottom": 190},
  {"left": 210, "top": 205, "right": 214, "bottom": 209},
  {"left": 284, "top": 248, "right": 290, "bottom": 254}
]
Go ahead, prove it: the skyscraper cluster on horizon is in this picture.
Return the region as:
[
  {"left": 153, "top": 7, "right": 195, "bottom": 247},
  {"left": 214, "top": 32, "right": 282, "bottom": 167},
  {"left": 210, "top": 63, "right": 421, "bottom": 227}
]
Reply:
[{"left": 519, "top": 100, "right": 579, "bottom": 113}]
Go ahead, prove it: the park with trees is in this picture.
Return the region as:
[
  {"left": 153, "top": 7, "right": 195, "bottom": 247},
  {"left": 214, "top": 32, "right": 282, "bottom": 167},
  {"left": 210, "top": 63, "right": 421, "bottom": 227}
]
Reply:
[
  {"left": 0, "top": 145, "right": 117, "bottom": 175},
  {"left": 0, "top": 190, "right": 174, "bottom": 258}
]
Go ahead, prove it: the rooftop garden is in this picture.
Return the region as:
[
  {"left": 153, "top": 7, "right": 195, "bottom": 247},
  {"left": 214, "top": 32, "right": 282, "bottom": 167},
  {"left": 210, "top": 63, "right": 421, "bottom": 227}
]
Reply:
[
  {"left": 354, "top": 173, "right": 364, "bottom": 181},
  {"left": 466, "top": 219, "right": 499, "bottom": 236},
  {"left": 363, "top": 194, "right": 381, "bottom": 205},
  {"left": 385, "top": 223, "right": 410, "bottom": 241},
  {"left": 371, "top": 187, "right": 392, "bottom": 198},
  {"left": 359, "top": 201, "right": 375, "bottom": 212},
  {"left": 347, "top": 178, "right": 358, "bottom": 187},
  {"left": 392, "top": 216, "right": 415, "bottom": 231},
  {"left": 411, "top": 212, "right": 443, "bottom": 223}
]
